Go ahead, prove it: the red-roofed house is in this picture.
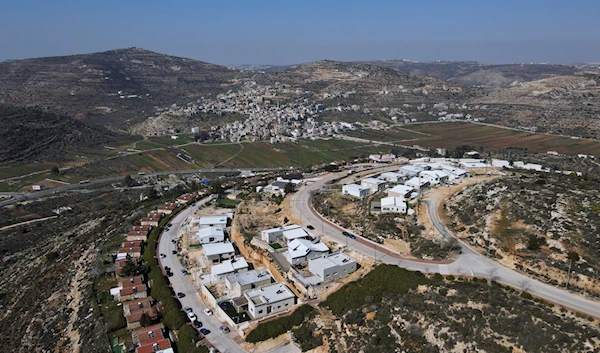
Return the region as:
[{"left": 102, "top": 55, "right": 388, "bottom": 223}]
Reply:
[
  {"left": 118, "top": 247, "right": 142, "bottom": 259},
  {"left": 136, "top": 339, "right": 173, "bottom": 353},
  {"left": 127, "top": 230, "right": 149, "bottom": 242},
  {"left": 157, "top": 202, "right": 178, "bottom": 214},
  {"left": 132, "top": 323, "right": 165, "bottom": 346},
  {"left": 176, "top": 193, "right": 195, "bottom": 204},
  {"left": 140, "top": 217, "right": 161, "bottom": 227},
  {"left": 123, "top": 297, "right": 158, "bottom": 329},
  {"left": 120, "top": 284, "right": 147, "bottom": 302},
  {"left": 132, "top": 225, "right": 151, "bottom": 232}
]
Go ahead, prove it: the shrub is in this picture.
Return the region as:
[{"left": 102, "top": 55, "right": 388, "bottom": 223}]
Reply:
[
  {"left": 320, "top": 265, "right": 429, "bottom": 315},
  {"left": 177, "top": 324, "right": 209, "bottom": 353},
  {"left": 246, "top": 305, "right": 316, "bottom": 343},
  {"left": 521, "top": 292, "right": 533, "bottom": 300},
  {"left": 445, "top": 275, "right": 455, "bottom": 281},
  {"left": 292, "top": 324, "right": 323, "bottom": 351}
]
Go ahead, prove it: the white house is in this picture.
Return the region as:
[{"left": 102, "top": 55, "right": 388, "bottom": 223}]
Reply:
[
  {"left": 226, "top": 270, "right": 272, "bottom": 298},
  {"left": 405, "top": 177, "right": 429, "bottom": 189},
  {"left": 284, "top": 239, "right": 329, "bottom": 265},
  {"left": 399, "top": 165, "right": 422, "bottom": 177},
  {"left": 361, "top": 178, "right": 386, "bottom": 192},
  {"left": 260, "top": 225, "right": 310, "bottom": 244},
  {"left": 195, "top": 226, "right": 225, "bottom": 244},
  {"left": 419, "top": 170, "right": 449, "bottom": 185},
  {"left": 342, "top": 184, "right": 372, "bottom": 198},
  {"left": 492, "top": 159, "right": 511, "bottom": 168},
  {"left": 210, "top": 257, "right": 249, "bottom": 281},
  {"left": 387, "top": 184, "right": 414, "bottom": 198},
  {"left": 308, "top": 253, "right": 357, "bottom": 282},
  {"left": 203, "top": 242, "right": 235, "bottom": 263},
  {"left": 197, "top": 215, "right": 228, "bottom": 229},
  {"left": 439, "top": 164, "right": 471, "bottom": 179},
  {"left": 245, "top": 283, "right": 296, "bottom": 319},
  {"left": 378, "top": 172, "right": 404, "bottom": 183},
  {"left": 380, "top": 197, "right": 408, "bottom": 214}
]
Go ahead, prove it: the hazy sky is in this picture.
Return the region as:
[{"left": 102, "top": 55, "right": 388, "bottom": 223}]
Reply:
[{"left": 1, "top": 0, "right": 599, "bottom": 65}]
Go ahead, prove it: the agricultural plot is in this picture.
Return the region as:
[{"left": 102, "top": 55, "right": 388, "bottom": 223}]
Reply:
[
  {"left": 344, "top": 127, "right": 425, "bottom": 142},
  {"left": 405, "top": 122, "right": 600, "bottom": 156}
]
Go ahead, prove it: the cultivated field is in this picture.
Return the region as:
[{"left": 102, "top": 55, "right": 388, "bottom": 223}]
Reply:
[{"left": 403, "top": 122, "right": 600, "bottom": 156}]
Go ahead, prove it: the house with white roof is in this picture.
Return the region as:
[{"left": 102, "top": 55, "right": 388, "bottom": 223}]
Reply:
[
  {"left": 196, "top": 215, "right": 229, "bottom": 229},
  {"left": 399, "top": 165, "right": 422, "bottom": 177},
  {"left": 342, "top": 184, "right": 372, "bottom": 198},
  {"left": 260, "top": 224, "right": 310, "bottom": 244},
  {"left": 387, "top": 184, "right": 414, "bottom": 198},
  {"left": 405, "top": 177, "right": 429, "bottom": 189},
  {"left": 492, "top": 159, "right": 511, "bottom": 168},
  {"left": 226, "top": 270, "right": 272, "bottom": 298},
  {"left": 203, "top": 242, "right": 235, "bottom": 263},
  {"left": 195, "top": 226, "right": 225, "bottom": 244},
  {"left": 210, "top": 257, "right": 249, "bottom": 281},
  {"left": 308, "top": 253, "right": 357, "bottom": 282},
  {"left": 439, "top": 164, "right": 471, "bottom": 179},
  {"left": 284, "top": 239, "right": 330, "bottom": 265},
  {"left": 361, "top": 178, "right": 386, "bottom": 192},
  {"left": 419, "top": 170, "right": 449, "bottom": 185},
  {"left": 378, "top": 172, "right": 404, "bottom": 183},
  {"left": 380, "top": 197, "right": 408, "bottom": 214},
  {"left": 245, "top": 283, "right": 296, "bottom": 319}
]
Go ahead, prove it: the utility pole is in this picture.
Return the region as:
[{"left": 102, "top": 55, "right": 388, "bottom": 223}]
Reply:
[{"left": 565, "top": 259, "right": 572, "bottom": 289}]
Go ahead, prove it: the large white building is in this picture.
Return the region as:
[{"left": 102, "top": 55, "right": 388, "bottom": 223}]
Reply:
[
  {"left": 308, "top": 253, "right": 357, "bottom": 282},
  {"left": 405, "top": 177, "right": 429, "bottom": 189},
  {"left": 226, "top": 270, "right": 272, "bottom": 298},
  {"left": 361, "top": 178, "right": 386, "bottom": 192},
  {"left": 380, "top": 197, "right": 408, "bottom": 214},
  {"left": 203, "top": 242, "right": 235, "bottom": 263},
  {"left": 245, "top": 283, "right": 296, "bottom": 319},
  {"left": 261, "top": 225, "right": 310, "bottom": 244},
  {"left": 399, "top": 165, "right": 422, "bottom": 177},
  {"left": 284, "top": 239, "right": 329, "bottom": 265},
  {"left": 342, "top": 184, "right": 372, "bottom": 198},
  {"left": 195, "top": 226, "right": 225, "bottom": 244}
]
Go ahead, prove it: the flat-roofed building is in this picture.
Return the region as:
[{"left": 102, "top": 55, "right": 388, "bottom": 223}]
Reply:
[
  {"left": 195, "top": 226, "right": 225, "bottom": 244},
  {"left": 260, "top": 224, "right": 309, "bottom": 244},
  {"left": 342, "top": 184, "right": 372, "bottom": 198},
  {"left": 245, "top": 283, "right": 296, "bottom": 319},
  {"left": 196, "top": 215, "right": 228, "bottom": 228},
  {"left": 308, "top": 253, "right": 357, "bottom": 282},
  {"left": 387, "top": 184, "right": 414, "bottom": 198},
  {"left": 203, "top": 242, "right": 235, "bottom": 263},
  {"left": 284, "top": 239, "right": 329, "bottom": 265},
  {"left": 226, "top": 270, "right": 272, "bottom": 297},
  {"left": 380, "top": 197, "right": 408, "bottom": 214},
  {"left": 361, "top": 177, "right": 386, "bottom": 192}
]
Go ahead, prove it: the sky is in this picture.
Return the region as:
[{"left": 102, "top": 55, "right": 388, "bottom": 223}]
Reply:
[{"left": 1, "top": 0, "right": 599, "bottom": 65}]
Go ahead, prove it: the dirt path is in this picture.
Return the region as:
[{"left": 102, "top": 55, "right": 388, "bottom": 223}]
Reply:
[{"left": 0, "top": 215, "right": 58, "bottom": 231}]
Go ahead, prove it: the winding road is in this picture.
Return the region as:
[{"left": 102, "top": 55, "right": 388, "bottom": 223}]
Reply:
[{"left": 290, "top": 173, "right": 600, "bottom": 319}]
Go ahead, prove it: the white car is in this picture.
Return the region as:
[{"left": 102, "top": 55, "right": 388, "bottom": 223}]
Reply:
[
  {"left": 187, "top": 312, "right": 197, "bottom": 321},
  {"left": 203, "top": 308, "right": 213, "bottom": 316}
]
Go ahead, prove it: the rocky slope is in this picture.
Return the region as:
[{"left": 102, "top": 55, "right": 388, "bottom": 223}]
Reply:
[{"left": 0, "top": 48, "right": 246, "bottom": 131}]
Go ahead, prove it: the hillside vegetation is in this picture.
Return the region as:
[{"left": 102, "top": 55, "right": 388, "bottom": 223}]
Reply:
[{"left": 0, "top": 105, "right": 121, "bottom": 165}]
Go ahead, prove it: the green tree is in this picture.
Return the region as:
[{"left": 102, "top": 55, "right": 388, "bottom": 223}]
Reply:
[
  {"left": 139, "top": 313, "right": 152, "bottom": 327},
  {"left": 565, "top": 251, "right": 580, "bottom": 289},
  {"left": 284, "top": 182, "right": 296, "bottom": 194},
  {"left": 51, "top": 166, "right": 60, "bottom": 175},
  {"left": 122, "top": 175, "right": 136, "bottom": 187}
]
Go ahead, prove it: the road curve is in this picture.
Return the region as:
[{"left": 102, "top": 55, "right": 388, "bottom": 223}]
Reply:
[{"left": 290, "top": 173, "right": 600, "bottom": 319}]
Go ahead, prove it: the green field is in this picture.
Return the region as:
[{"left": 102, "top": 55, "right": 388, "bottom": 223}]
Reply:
[{"left": 344, "top": 127, "right": 425, "bottom": 142}]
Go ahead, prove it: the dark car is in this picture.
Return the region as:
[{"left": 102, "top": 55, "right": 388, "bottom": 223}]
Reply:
[
  {"left": 172, "top": 250, "right": 177, "bottom": 254},
  {"left": 164, "top": 266, "right": 171, "bottom": 272},
  {"left": 167, "top": 272, "right": 173, "bottom": 277},
  {"left": 181, "top": 269, "right": 188, "bottom": 275},
  {"left": 193, "top": 320, "right": 203, "bottom": 328},
  {"left": 171, "top": 239, "right": 176, "bottom": 244},
  {"left": 220, "top": 325, "right": 230, "bottom": 334},
  {"left": 177, "top": 292, "right": 185, "bottom": 298},
  {"left": 200, "top": 328, "right": 210, "bottom": 335},
  {"left": 307, "top": 225, "right": 314, "bottom": 230},
  {"left": 159, "top": 253, "right": 166, "bottom": 258},
  {"left": 342, "top": 231, "right": 349, "bottom": 236},
  {"left": 348, "top": 233, "right": 356, "bottom": 239}
]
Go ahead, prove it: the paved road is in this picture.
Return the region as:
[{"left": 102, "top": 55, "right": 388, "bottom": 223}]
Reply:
[
  {"left": 0, "top": 167, "right": 285, "bottom": 207},
  {"left": 157, "top": 195, "right": 247, "bottom": 353},
  {"left": 290, "top": 173, "right": 600, "bottom": 319}
]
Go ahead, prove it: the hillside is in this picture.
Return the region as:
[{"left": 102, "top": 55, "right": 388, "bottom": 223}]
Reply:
[
  {"left": 0, "top": 105, "right": 121, "bottom": 165},
  {"left": 360, "top": 60, "right": 588, "bottom": 87},
  {"left": 0, "top": 48, "right": 246, "bottom": 131}
]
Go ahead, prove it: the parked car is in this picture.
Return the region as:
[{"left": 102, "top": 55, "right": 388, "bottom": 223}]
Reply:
[
  {"left": 184, "top": 306, "right": 192, "bottom": 313},
  {"left": 348, "top": 233, "right": 356, "bottom": 239},
  {"left": 159, "top": 253, "right": 166, "bottom": 259},
  {"left": 193, "top": 320, "right": 203, "bottom": 328},
  {"left": 167, "top": 272, "right": 173, "bottom": 277},
  {"left": 168, "top": 223, "right": 173, "bottom": 227},
  {"left": 171, "top": 239, "right": 176, "bottom": 244},
  {"left": 220, "top": 326, "right": 230, "bottom": 334},
  {"left": 203, "top": 308, "right": 213, "bottom": 316},
  {"left": 172, "top": 250, "right": 177, "bottom": 254},
  {"left": 307, "top": 225, "right": 314, "bottom": 230},
  {"left": 187, "top": 312, "right": 197, "bottom": 321},
  {"left": 181, "top": 269, "right": 188, "bottom": 275},
  {"left": 342, "top": 231, "right": 349, "bottom": 236},
  {"left": 200, "top": 328, "right": 210, "bottom": 335},
  {"left": 177, "top": 292, "right": 185, "bottom": 298},
  {"left": 164, "top": 266, "right": 171, "bottom": 272}
]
